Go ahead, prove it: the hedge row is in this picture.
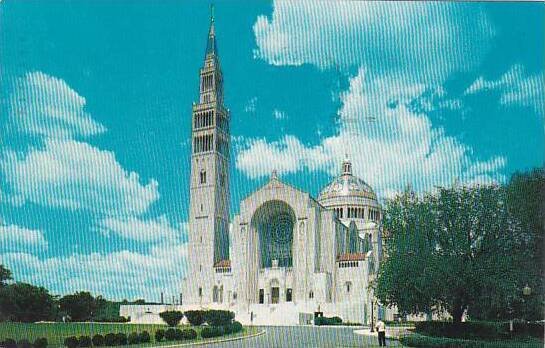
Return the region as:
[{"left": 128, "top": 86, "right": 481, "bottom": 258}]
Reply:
[
  {"left": 63, "top": 332, "right": 150, "bottom": 347},
  {"left": 0, "top": 338, "right": 47, "bottom": 348},
  {"left": 314, "top": 316, "right": 343, "bottom": 326},
  {"left": 400, "top": 333, "right": 543, "bottom": 348},
  {"left": 183, "top": 310, "right": 235, "bottom": 327},
  {"left": 155, "top": 328, "right": 197, "bottom": 342},
  {"left": 415, "top": 321, "right": 545, "bottom": 340}
]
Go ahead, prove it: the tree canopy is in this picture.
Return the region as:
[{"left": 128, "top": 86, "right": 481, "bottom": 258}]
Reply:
[{"left": 376, "top": 174, "right": 543, "bottom": 322}]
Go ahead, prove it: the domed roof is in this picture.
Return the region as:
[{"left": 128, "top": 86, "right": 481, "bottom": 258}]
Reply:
[{"left": 318, "top": 159, "right": 377, "bottom": 201}]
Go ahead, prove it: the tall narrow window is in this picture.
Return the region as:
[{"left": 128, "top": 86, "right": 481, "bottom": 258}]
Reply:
[
  {"left": 200, "top": 170, "right": 207, "bottom": 184},
  {"left": 286, "top": 288, "right": 292, "bottom": 302},
  {"left": 259, "top": 289, "right": 264, "bottom": 304}
]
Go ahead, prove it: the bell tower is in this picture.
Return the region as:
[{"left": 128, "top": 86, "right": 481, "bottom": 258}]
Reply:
[{"left": 185, "top": 8, "right": 230, "bottom": 305}]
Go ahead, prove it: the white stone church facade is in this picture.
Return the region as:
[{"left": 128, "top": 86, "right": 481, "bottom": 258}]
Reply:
[{"left": 121, "top": 15, "right": 385, "bottom": 326}]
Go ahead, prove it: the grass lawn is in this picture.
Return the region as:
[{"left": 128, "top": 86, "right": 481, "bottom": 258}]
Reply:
[{"left": 0, "top": 322, "right": 257, "bottom": 347}]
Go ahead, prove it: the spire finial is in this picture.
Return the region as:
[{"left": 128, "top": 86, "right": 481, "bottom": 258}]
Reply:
[
  {"left": 210, "top": 3, "right": 215, "bottom": 23},
  {"left": 271, "top": 169, "right": 278, "bottom": 180}
]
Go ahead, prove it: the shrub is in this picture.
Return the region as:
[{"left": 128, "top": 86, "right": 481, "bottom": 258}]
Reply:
[
  {"left": 63, "top": 336, "right": 78, "bottom": 348},
  {"left": 155, "top": 329, "right": 165, "bottom": 342},
  {"left": 400, "top": 333, "right": 542, "bottom": 348},
  {"left": 315, "top": 316, "right": 342, "bottom": 326},
  {"left": 223, "top": 324, "right": 232, "bottom": 335},
  {"left": 64, "top": 336, "right": 79, "bottom": 348},
  {"left": 509, "top": 321, "right": 545, "bottom": 339},
  {"left": 181, "top": 328, "right": 197, "bottom": 340},
  {"left": 33, "top": 338, "right": 48, "bottom": 348},
  {"left": 103, "top": 333, "right": 117, "bottom": 346},
  {"left": 204, "top": 310, "right": 235, "bottom": 326},
  {"left": 201, "top": 326, "right": 225, "bottom": 338},
  {"left": 231, "top": 321, "right": 243, "bottom": 333},
  {"left": 165, "top": 328, "right": 177, "bottom": 341},
  {"left": 77, "top": 336, "right": 91, "bottom": 348},
  {"left": 127, "top": 332, "right": 140, "bottom": 344},
  {"left": 3, "top": 339, "right": 17, "bottom": 348},
  {"left": 139, "top": 331, "right": 151, "bottom": 343},
  {"left": 17, "top": 339, "right": 32, "bottom": 348},
  {"left": 159, "top": 310, "right": 184, "bottom": 327},
  {"left": 184, "top": 310, "right": 205, "bottom": 326},
  {"left": 413, "top": 321, "right": 528, "bottom": 340},
  {"left": 116, "top": 333, "right": 128, "bottom": 345},
  {"left": 92, "top": 334, "right": 104, "bottom": 347}
]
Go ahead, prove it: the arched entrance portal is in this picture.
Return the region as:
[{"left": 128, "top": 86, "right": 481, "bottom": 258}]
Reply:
[{"left": 251, "top": 200, "right": 296, "bottom": 269}]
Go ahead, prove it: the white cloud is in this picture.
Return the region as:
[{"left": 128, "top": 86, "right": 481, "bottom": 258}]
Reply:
[
  {"left": 244, "top": 97, "right": 257, "bottom": 114},
  {"left": 0, "top": 243, "right": 188, "bottom": 301},
  {"left": 8, "top": 71, "right": 106, "bottom": 139},
  {"left": 0, "top": 223, "right": 48, "bottom": 252},
  {"left": 100, "top": 215, "right": 184, "bottom": 243},
  {"left": 236, "top": 68, "right": 506, "bottom": 196},
  {"left": 272, "top": 109, "right": 287, "bottom": 120},
  {"left": 466, "top": 64, "right": 544, "bottom": 115},
  {"left": 1, "top": 139, "right": 159, "bottom": 216},
  {"left": 253, "top": 1, "right": 494, "bottom": 82}
]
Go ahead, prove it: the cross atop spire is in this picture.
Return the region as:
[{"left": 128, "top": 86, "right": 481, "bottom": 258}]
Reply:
[{"left": 205, "top": 4, "right": 217, "bottom": 57}]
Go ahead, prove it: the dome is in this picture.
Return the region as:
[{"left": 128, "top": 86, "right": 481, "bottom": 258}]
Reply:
[{"left": 318, "top": 159, "right": 377, "bottom": 202}]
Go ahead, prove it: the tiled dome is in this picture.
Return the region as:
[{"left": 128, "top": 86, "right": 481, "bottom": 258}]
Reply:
[{"left": 318, "top": 159, "right": 376, "bottom": 201}]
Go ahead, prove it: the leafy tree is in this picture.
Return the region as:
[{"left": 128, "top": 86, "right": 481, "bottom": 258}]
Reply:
[
  {"left": 503, "top": 168, "right": 544, "bottom": 320},
  {"left": 376, "top": 184, "right": 523, "bottom": 322},
  {"left": 0, "top": 282, "right": 57, "bottom": 322},
  {"left": 159, "top": 310, "right": 184, "bottom": 326},
  {"left": 0, "top": 265, "right": 12, "bottom": 287},
  {"left": 59, "top": 292, "right": 98, "bottom": 322}
]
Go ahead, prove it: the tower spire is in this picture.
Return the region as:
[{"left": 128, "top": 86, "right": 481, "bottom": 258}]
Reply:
[{"left": 206, "top": 4, "right": 217, "bottom": 56}]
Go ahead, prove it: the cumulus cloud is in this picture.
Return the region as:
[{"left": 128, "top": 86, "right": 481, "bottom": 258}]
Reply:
[
  {"left": 100, "top": 215, "right": 185, "bottom": 243},
  {"left": 272, "top": 109, "right": 287, "bottom": 120},
  {"left": 465, "top": 65, "right": 544, "bottom": 116},
  {"left": 253, "top": 1, "right": 494, "bottom": 81},
  {"left": 0, "top": 223, "right": 48, "bottom": 252},
  {"left": 244, "top": 97, "right": 257, "bottom": 114},
  {"left": 7, "top": 71, "right": 106, "bottom": 139},
  {"left": 1, "top": 139, "right": 159, "bottom": 216},
  {"left": 0, "top": 243, "right": 188, "bottom": 301},
  {"left": 236, "top": 68, "right": 506, "bottom": 196}
]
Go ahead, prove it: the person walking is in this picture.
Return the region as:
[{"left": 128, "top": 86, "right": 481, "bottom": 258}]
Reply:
[{"left": 376, "top": 318, "right": 386, "bottom": 346}]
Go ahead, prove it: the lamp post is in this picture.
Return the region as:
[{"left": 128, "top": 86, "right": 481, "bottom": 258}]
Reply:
[{"left": 510, "top": 284, "right": 532, "bottom": 333}]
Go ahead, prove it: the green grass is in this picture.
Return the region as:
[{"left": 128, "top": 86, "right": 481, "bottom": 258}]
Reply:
[{"left": 0, "top": 322, "right": 257, "bottom": 347}]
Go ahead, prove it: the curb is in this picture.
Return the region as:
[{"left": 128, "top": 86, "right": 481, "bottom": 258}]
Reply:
[{"left": 149, "top": 329, "right": 266, "bottom": 347}]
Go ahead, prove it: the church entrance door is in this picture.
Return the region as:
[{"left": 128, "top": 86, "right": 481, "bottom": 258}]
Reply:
[{"left": 271, "top": 287, "right": 280, "bottom": 304}]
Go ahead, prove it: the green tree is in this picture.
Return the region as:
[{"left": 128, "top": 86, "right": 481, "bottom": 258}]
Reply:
[
  {"left": 59, "top": 292, "right": 98, "bottom": 322},
  {"left": 0, "top": 283, "right": 57, "bottom": 322},
  {"left": 376, "top": 184, "right": 522, "bottom": 322},
  {"left": 0, "top": 265, "right": 12, "bottom": 287},
  {"left": 503, "top": 168, "right": 544, "bottom": 320}
]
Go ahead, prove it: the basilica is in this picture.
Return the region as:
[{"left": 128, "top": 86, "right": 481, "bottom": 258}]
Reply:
[{"left": 122, "top": 14, "right": 384, "bottom": 326}]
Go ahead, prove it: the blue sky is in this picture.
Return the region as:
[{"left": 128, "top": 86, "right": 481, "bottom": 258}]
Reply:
[{"left": 0, "top": 1, "right": 543, "bottom": 301}]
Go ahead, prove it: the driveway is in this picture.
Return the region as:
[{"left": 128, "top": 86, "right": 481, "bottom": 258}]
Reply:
[{"left": 201, "top": 326, "right": 402, "bottom": 347}]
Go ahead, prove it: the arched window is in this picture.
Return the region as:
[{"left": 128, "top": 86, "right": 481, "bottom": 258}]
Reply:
[
  {"left": 200, "top": 170, "right": 207, "bottom": 184},
  {"left": 309, "top": 291, "right": 314, "bottom": 299},
  {"left": 198, "top": 287, "right": 202, "bottom": 297},
  {"left": 346, "top": 281, "right": 352, "bottom": 293}
]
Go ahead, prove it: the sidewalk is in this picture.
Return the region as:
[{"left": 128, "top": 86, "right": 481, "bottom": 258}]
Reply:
[{"left": 353, "top": 326, "right": 413, "bottom": 340}]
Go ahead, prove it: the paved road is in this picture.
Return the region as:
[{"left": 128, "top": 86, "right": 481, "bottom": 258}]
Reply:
[{"left": 201, "top": 326, "right": 402, "bottom": 348}]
